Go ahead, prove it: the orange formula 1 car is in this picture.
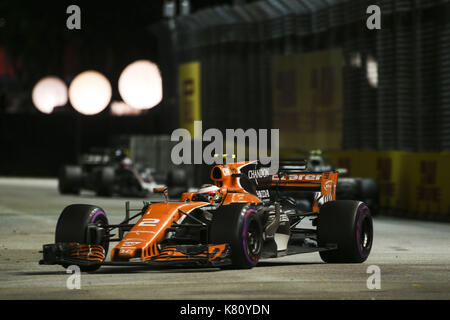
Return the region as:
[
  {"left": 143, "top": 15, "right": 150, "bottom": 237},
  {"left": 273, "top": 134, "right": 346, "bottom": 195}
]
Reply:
[{"left": 39, "top": 160, "right": 373, "bottom": 271}]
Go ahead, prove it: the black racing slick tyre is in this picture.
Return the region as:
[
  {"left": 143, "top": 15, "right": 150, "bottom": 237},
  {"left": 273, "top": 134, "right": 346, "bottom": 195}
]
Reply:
[
  {"left": 95, "top": 167, "right": 115, "bottom": 197},
  {"left": 317, "top": 200, "right": 373, "bottom": 263},
  {"left": 210, "top": 204, "right": 263, "bottom": 269},
  {"left": 55, "top": 204, "right": 109, "bottom": 272},
  {"left": 58, "top": 165, "right": 82, "bottom": 194},
  {"left": 359, "top": 178, "right": 380, "bottom": 216}
]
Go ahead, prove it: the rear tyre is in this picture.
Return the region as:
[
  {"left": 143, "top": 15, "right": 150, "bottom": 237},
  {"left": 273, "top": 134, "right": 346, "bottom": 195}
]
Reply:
[
  {"left": 58, "top": 165, "right": 82, "bottom": 194},
  {"left": 317, "top": 200, "right": 373, "bottom": 263},
  {"left": 55, "top": 204, "right": 109, "bottom": 272},
  {"left": 95, "top": 167, "right": 115, "bottom": 197},
  {"left": 210, "top": 204, "right": 263, "bottom": 269},
  {"left": 359, "top": 178, "right": 380, "bottom": 216}
]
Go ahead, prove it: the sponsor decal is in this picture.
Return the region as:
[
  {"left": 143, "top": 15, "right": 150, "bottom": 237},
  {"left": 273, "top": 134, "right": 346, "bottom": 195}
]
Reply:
[
  {"left": 122, "top": 241, "right": 141, "bottom": 247},
  {"left": 200, "top": 205, "right": 219, "bottom": 211},
  {"left": 273, "top": 173, "right": 322, "bottom": 181},
  {"left": 247, "top": 168, "right": 271, "bottom": 179},
  {"left": 256, "top": 189, "right": 270, "bottom": 199},
  {"left": 322, "top": 179, "right": 334, "bottom": 202},
  {"left": 313, "top": 180, "right": 335, "bottom": 204},
  {"left": 130, "top": 230, "right": 156, "bottom": 234},
  {"left": 119, "top": 248, "right": 134, "bottom": 254}
]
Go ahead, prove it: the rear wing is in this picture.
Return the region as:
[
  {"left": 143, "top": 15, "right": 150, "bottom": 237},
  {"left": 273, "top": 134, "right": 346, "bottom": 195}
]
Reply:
[
  {"left": 270, "top": 171, "right": 338, "bottom": 201},
  {"left": 237, "top": 160, "right": 338, "bottom": 207}
]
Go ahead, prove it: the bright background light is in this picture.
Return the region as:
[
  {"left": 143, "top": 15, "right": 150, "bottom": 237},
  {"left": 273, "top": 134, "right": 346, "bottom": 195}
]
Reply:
[
  {"left": 110, "top": 100, "right": 143, "bottom": 116},
  {"left": 366, "top": 56, "right": 378, "bottom": 88},
  {"left": 32, "top": 76, "right": 68, "bottom": 114},
  {"left": 118, "top": 60, "right": 162, "bottom": 110},
  {"left": 350, "top": 52, "right": 362, "bottom": 68},
  {"left": 69, "top": 70, "right": 112, "bottom": 115}
]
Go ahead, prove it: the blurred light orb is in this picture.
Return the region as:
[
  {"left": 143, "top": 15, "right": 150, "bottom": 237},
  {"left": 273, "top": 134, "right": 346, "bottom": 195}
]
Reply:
[
  {"left": 118, "top": 60, "right": 162, "bottom": 110},
  {"left": 32, "top": 76, "right": 68, "bottom": 114},
  {"left": 69, "top": 70, "right": 112, "bottom": 115},
  {"left": 110, "top": 100, "right": 143, "bottom": 116},
  {"left": 366, "top": 56, "right": 378, "bottom": 88},
  {"left": 350, "top": 52, "right": 362, "bottom": 68}
]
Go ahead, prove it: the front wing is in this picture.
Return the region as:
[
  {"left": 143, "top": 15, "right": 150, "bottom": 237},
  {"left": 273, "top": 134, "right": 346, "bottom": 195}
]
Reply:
[{"left": 39, "top": 242, "right": 232, "bottom": 268}]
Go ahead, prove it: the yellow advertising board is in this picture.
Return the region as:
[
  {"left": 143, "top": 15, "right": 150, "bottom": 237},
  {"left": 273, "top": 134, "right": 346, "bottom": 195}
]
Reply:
[
  {"left": 179, "top": 61, "right": 201, "bottom": 137},
  {"left": 272, "top": 48, "right": 343, "bottom": 151},
  {"left": 326, "top": 150, "right": 450, "bottom": 218}
]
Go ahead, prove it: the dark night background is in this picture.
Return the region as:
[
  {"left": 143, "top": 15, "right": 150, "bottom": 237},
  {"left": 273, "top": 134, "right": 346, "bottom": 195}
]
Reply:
[
  {"left": 0, "top": 0, "right": 449, "bottom": 220},
  {"left": 0, "top": 0, "right": 236, "bottom": 176}
]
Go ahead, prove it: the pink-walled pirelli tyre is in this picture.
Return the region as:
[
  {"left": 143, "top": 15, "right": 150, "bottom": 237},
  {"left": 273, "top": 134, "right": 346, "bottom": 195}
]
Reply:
[
  {"left": 210, "top": 203, "right": 263, "bottom": 269},
  {"left": 55, "top": 204, "right": 109, "bottom": 272},
  {"left": 317, "top": 200, "right": 373, "bottom": 263}
]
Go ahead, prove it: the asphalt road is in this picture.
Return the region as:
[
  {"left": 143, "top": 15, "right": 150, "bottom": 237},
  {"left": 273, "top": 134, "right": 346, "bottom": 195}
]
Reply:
[{"left": 0, "top": 177, "right": 449, "bottom": 300}]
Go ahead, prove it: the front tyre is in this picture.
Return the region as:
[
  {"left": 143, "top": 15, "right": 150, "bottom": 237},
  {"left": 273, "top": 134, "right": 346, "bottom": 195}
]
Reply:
[
  {"left": 210, "top": 204, "right": 263, "bottom": 269},
  {"left": 317, "top": 200, "right": 373, "bottom": 263},
  {"left": 55, "top": 204, "right": 109, "bottom": 272}
]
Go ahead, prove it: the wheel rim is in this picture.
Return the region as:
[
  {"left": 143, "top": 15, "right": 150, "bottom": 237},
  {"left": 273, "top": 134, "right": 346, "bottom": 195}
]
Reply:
[
  {"left": 361, "top": 220, "right": 371, "bottom": 249},
  {"left": 244, "top": 219, "right": 262, "bottom": 263},
  {"left": 356, "top": 207, "right": 373, "bottom": 258},
  {"left": 90, "top": 212, "right": 109, "bottom": 254}
]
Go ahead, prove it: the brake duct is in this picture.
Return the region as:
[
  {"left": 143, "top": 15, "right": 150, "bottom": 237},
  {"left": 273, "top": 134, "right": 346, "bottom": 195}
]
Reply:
[{"left": 264, "top": 202, "right": 280, "bottom": 239}]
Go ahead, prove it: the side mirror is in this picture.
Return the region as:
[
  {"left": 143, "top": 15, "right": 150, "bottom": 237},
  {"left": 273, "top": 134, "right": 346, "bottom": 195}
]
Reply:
[
  {"left": 336, "top": 168, "right": 348, "bottom": 175},
  {"left": 153, "top": 187, "right": 168, "bottom": 202}
]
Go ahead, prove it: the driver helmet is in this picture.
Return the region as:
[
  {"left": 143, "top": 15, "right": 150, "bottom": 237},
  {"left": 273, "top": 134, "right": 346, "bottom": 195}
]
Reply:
[
  {"left": 121, "top": 157, "right": 133, "bottom": 169},
  {"left": 195, "top": 184, "right": 222, "bottom": 204}
]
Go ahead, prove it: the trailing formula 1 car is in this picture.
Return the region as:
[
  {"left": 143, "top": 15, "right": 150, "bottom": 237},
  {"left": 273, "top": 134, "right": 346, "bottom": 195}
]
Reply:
[
  {"left": 288, "top": 150, "right": 380, "bottom": 215},
  {"left": 58, "top": 148, "right": 165, "bottom": 197},
  {"left": 40, "top": 160, "right": 373, "bottom": 271}
]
